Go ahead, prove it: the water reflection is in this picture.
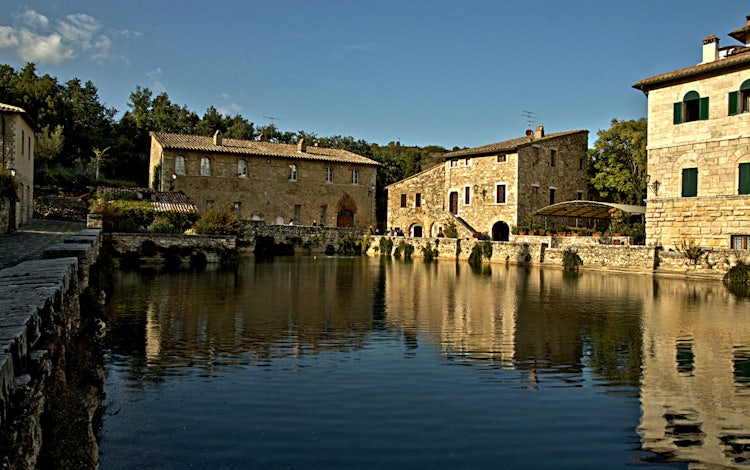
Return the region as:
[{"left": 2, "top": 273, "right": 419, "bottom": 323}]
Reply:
[{"left": 103, "top": 256, "right": 750, "bottom": 467}]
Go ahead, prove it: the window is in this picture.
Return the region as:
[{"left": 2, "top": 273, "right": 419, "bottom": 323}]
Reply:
[
  {"left": 352, "top": 169, "right": 359, "bottom": 184},
  {"left": 415, "top": 193, "right": 421, "bottom": 207},
  {"left": 728, "top": 79, "right": 750, "bottom": 115},
  {"left": 294, "top": 204, "right": 301, "bottom": 224},
  {"left": 27, "top": 136, "right": 31, "bottom": 160},
  {"left": 682, "top": 167, "right": 698, "bottom": 197},
  {"left": 175, "top": 156, "right": 186, "bottom": 175},
  {"left": 464, "top": 186, "right": 471, "bottom": 205},
  {"left": 495, "top": 184, "right": 506, "bottom": 204},
  {"left": 674, "top": 91, "right": 709, "bottom": 124},
  {"left": 550, "top": 149, "right": 557, "bottom": 167},
  {"left": 238, "top": 160, "right": 248, "bottom": 178},
  {"left": 200, "top": 157, "right": 211, "bottom": 176},
  {"left": 320, "top": 205, "right": 327, "bottom": 225},
  {"left": 740, "top": 162, "right": 750, "bottom": 195},
  {"left": 325, "top": 167, "right": 334, "bottom": 183},
  {"left": 577, "top": 191, "right": 584, "bottom": 200},
  {"left": 289, "top": 164, "right": 298, "bottom": 181},
  {"left": 496, "top": 154, "right": 507, "bottom": 163},
  {"left": 549, "top": 187, "right": 556, "bottom": 205},
  {"left": 579, "top": 158, "right": 584, "bottom": 170},
  {"left": 234, "top": 202, "right": 241, "bottom": 218},
  {"left": 400, "top": 194, "right": 407, "bottom": 208},
  {"left": 450, "top": 159, "right": 458, "bottom": 167},
  {"left": 732, "top": 235, "right": 750, "bottom": 249},
  {"left": 464, "top": 158, "right": 471, "bottom": 166},
  {"left": 21, "top": 130, "right": 24, "bottom": 155}
]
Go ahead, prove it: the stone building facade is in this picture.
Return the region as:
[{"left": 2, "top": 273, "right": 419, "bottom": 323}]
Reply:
[
  {"left": 634, "top": 14, "right": 750, "bottom": 249},
  {"left": 0, "top": 103, "right": 35, "bottom": 231},
  {"left": 149, "top": 131, "right": 378, "bottom": 227},
  {"left": 386, "top": 127, "right": 588, "bottom": 240}
]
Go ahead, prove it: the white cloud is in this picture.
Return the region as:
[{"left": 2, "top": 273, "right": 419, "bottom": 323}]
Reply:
[
  {"left": 0, "top": 8, "right": 125, "bottom": 64},
  {"left": 147, "top": 67, "right": 166, "bottom": 93}
]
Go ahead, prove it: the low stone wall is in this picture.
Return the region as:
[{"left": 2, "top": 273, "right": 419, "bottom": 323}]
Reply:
[
  {"left": 0, "top": 198, "right": 9, "bottom": 235},
  {"left": 544, "top": 245, "right": 658, "bottom": 273},
  {"left": 108, "top": 232, "right": 237, "bottom": 269},
  {"left": 656, "top": 248, "right": 750, "bottom": 279},
  {"left": 241, "top": 222, "right": 367, "bottom": 254},
  {"left": 0, "top": 228, "right": 103, "bottom": 469}
]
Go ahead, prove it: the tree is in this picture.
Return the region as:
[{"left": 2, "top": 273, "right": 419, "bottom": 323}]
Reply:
[
  {"left": 588, "top": 118, "right": 647, "bottom": 205},
  {"left": 35, "top": 125, "right": 65, "bottom": 166}
]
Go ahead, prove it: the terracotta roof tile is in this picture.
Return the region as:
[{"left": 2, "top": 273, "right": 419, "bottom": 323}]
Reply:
[
  {"left": 441, "top": 130, "right": 588, "bottom": 158},
  {"left": 633, "top": 49, "right": 750, "bottom": 91},
  {"left": 151, "top": 132, "right": 379, "bottom": 166}
]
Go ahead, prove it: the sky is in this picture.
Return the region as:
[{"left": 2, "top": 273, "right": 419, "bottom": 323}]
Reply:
[{"left": 0, "top": 0, "right": 747, "bottom": 149}]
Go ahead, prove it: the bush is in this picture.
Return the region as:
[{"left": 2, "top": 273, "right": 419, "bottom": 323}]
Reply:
[
  {"left": 379, "top": 237, "right": 394, "bottom": 256},
  {"left": 562, "top": 248, "right": 583, "bottom": 271},
  {"left": 397, "top": 240, "right": 414, "bottom": 259},
  {"left": 468, "top": 240, "right": 492, "bottom": 267},
  {"left": 89, "top": 197, "right": 155, "bottom": 232},
  {"left": 338, "top": 233, "right": 364, "bottom": 255},
  {"left": 724, "top": 261, "right": 750, "bottom": 297},
  {"left": 193, "top": 207, "right": 242, "bottom": 235},
  {"left": 680, "top": 239, "right": 704, "bottom": 265},
  {"left": 444, "top": 222, "right": 458, "bottom": 238},
  {"left": 421, "top": 242, "right": 439, "bottom": 261}
]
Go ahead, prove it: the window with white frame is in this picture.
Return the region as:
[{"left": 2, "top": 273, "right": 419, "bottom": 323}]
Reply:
[
  {"left": 496, "top": 154, "right": 507, "bottom": 163},
  {"left": 238, "top": 160, "right": 248, "bottom": 178},
  {"left": 175, "top": 155, "right": 186, "bottom": 175},
  {"left": 352, "top": 169, "right": 359, "bottom": 184},
  {"left": 289, "top": 164, "right": 298, "bottom": 181},
  {"left": 325, "top": 167, "right": 334, "bottom": 183}
]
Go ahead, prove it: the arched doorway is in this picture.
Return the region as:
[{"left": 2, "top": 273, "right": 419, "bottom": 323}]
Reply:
[
  {"left": 492, "top": 221, "right": 510, "bottom": 241},
  {"left": 337, "top": 209, "right": 354, "bottom": 227},
  {"left": 336, "top": 193, "right": 357, "bottom": 228},
  {"left": 410, "top": 224, "right": 423, "bottom": 237}
]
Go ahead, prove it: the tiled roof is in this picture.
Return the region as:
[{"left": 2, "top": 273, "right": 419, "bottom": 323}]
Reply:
[
  {"left": 151, "top": 132, "right": 379, "bottom": 166},
  {"left": 441, "top": 130, "right": 588, "bottom": 158},
  {"left": 0, "top": 103, "right": 26, "bottom": 113},
  {"left": 633, "top": 49, "right": 750, "bottom": 91},
  {"left": 99, "top": 187, "right": 198, "bottom": 213}
]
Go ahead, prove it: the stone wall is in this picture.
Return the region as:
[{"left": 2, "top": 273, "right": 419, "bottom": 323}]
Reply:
[
  {"left": 108, "top": 232, "right": 237, "bottom": 268},
  {"left": 241, "top": 221, "right": 367, "bottom": 254},
  {"left": 0, "top": 228, "right": 103, "bottom": 469},
  {"left": 0, "top": 197, "right": 9, "bottom": 234}
]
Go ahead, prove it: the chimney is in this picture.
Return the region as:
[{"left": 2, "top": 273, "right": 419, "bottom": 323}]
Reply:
[
  {"left": 297, "top": 138, "right": 306, "bottom": 152},
  {"left": 535, "top": 125, "right": 545, "bottom": 138},
  {"left": 213, "top": 130, "right": 223, "bottom": 146},
  {"left": 702, "top": 35, "right": 720, "bottom": 63}
]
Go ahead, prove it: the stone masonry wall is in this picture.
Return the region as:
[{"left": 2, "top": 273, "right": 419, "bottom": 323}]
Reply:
[
  {"left": 0, "top": 228, "right": 103, "bottom": 469},
  {"left": 109, "top": 232, "right": 236, "bottom": 267}
]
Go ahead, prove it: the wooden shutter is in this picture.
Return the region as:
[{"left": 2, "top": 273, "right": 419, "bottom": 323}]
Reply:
[
  {"left": 682, "top": 168, "right": 698, "bottom": 197},
  {"left": 699, "top": 97, "right": 709, "bottom": 120},
  {"left": 740, "top": 162, "right": 750, "bottom": 195},
  {"left": 673, "top": 102, "right": 683, "bottom": 124},
  {"left": 729, "top": 91, "right": 740, "bottom": 115}
]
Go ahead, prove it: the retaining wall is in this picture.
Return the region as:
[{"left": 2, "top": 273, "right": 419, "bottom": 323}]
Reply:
[
  {"left": 241, "top": 222, "right": 367, "bottom": 253},
  {"left": 0, "top": 228, "right": 103, "bottom": 469},
  {"left": 109, "top": 232, "right": 237, "bottom": 268}
]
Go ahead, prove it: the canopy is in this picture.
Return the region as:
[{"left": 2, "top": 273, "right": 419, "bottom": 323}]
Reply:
[{"left": 535, "top": 201, "right": 646, "bottom": 219}]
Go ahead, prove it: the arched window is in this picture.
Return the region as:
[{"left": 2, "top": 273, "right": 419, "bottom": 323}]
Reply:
[
  {"left": 289, "top": 164, "right": 298, "bottom": 181},
  {"left": 238, "top": 160, "right": 248, "bottom": 177},
  {"left": 200, "top": 157, "right": 211, "bottom": 176},
  {"left": 674, "top": 91, "right": 708, "bottom": 124},
  {"left": 175, "top": 156, "right": 186, "bottom": 175},
  {"left": 729, "top": 79, "right": 750, "bottom": 115}
]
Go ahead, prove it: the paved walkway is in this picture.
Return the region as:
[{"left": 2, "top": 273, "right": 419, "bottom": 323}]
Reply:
[{"left": 0, "top": 219, "right": 85, "bottom": 270}]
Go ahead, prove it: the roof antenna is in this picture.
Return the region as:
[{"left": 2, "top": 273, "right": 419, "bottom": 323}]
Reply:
[
  {"left": 521, "top": 110, "right": 539, "bottom": 136},
  {"left": 263, "top": 115, "right": 282, "bottom": 126}
]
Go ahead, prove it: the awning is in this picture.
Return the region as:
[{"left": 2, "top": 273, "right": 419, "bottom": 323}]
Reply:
[{"left": 535, "top": 201, "right": 646, "bottom": 219}]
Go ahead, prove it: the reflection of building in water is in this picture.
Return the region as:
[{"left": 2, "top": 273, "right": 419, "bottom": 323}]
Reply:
[{"left": 639, "top": 278, "right": 750, "bottom": 467}]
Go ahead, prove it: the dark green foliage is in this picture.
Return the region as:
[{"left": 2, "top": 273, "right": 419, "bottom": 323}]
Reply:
[
  {"left": 89, "top": 198, "right": 155, "bottom": 232},
  {"left": 562, "top": 248, "right": 583, "bottom": 271},
  {"left": 468, "top": 240, "right": 492, "bottom": 267},
  {"left": 421, "top": 242, "right": 439, "bottom": 261},
  {"left": 724, "top": 261, "right": 750, "bottom": 297},
  {"left": 397, "top": 240, "right": 415, "bottom": 259},
  {"left": 338, "top": 233, "right": 364, "bottom": 255},
  {"left": 588, "top": 118, "right": 647, "bottom": 205},
  {"left": 0, "top": 172, "right": 17, "bottom": 199},
  {"left": 680, "top": 239, "right": 704, "bottom": 265},
  {"left": 444, "top": 222, "right": 458, "bottom": 239},
  {"left": 379, "top": 237, "right": 394, "bottom": 256}
]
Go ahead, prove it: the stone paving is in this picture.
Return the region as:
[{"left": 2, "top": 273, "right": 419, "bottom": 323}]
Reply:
[{"left": 0, "top": 219, "right": 85, "bottom": 270}]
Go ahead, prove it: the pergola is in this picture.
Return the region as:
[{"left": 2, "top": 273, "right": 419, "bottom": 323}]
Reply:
[{"left": 535, "top": 200, "right": 646, "bottom": 219}]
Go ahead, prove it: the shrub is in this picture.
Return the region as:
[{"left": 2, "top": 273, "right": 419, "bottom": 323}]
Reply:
[
  {"left": 421, "top": 242, "right": 439, "bottom": 261},
  {"left": 724, "top": 261, "right": 750, "bottom": 297},
  {"left": 193, "top": 207, "right": 242, "bottom": 235},
  {"left": 468, "top": 240, "right": 492, "bottom": 267},
  {"left": 89, "top": 197, "right": 155, "bottom": 232},
  {"left": 562, "top": 248, "right": 583, "bottom": 271},
  {"left": 397, "top": 240, "right": 414, "bottom": 259},
  {"left": 444, "top": 222, "right": 458, "bottom": 238},
  {"left": 379, "top": 237, "right": 394, "bottom": 256},
  {"left": 338, "top": 233, "right": 364, "bottom": 255},
  {"left": 680, "top": 239, "right": 704, "bottom": 265}
]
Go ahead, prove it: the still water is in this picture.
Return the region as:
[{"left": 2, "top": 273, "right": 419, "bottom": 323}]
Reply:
[{"left": 98, "top": 256, "right": 750, "bottom": 469}]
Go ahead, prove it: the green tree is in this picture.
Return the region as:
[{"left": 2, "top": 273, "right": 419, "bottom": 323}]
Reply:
[
  {"left": 588, "top": 118, "right": 647, "bottom": 205},
  {"left": 35, "top": 125, "right": 65, "bottom": 166}
]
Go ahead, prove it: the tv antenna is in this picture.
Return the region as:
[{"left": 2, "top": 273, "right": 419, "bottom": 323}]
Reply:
[
  {"left": 263, "top": 115, "right": 282, "bottom": 125},
  {"left": 521, "top": 110, "right": 539, "bottom": 130}
]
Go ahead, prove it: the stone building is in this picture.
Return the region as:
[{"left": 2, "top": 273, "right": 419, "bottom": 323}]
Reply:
[
  {"left": 634, "top": 14, "right": 750, "bottom": 249},
  {"left": 0, "top": 103, "right": 35, "bottom": 231},
  {"left": 149, "top": 131, "right": 378, "bottom": 227},
  {"left": 386, "top": 126, "right": 588, "bottom": 240}
]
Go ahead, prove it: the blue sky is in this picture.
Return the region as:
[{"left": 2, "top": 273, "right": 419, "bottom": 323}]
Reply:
[{"left": 0, "top": 0, "right": 746, "bottom": 149}]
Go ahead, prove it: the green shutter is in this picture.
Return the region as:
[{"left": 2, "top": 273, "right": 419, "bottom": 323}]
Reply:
[
  {"left": 682, "top": 168, "right": 698, "bottom": 197},
  {"left": 729, "top": 91, "right": 740, "bottom": 115},
  {"left": 673, "top": 102, "right": 683, "bottom": 124},
  {"left": 699, "top": 97, "right": 710, "bottom": 120},
  {"left": 740, "top": 162, "right": 750, "bottom": 195}
]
